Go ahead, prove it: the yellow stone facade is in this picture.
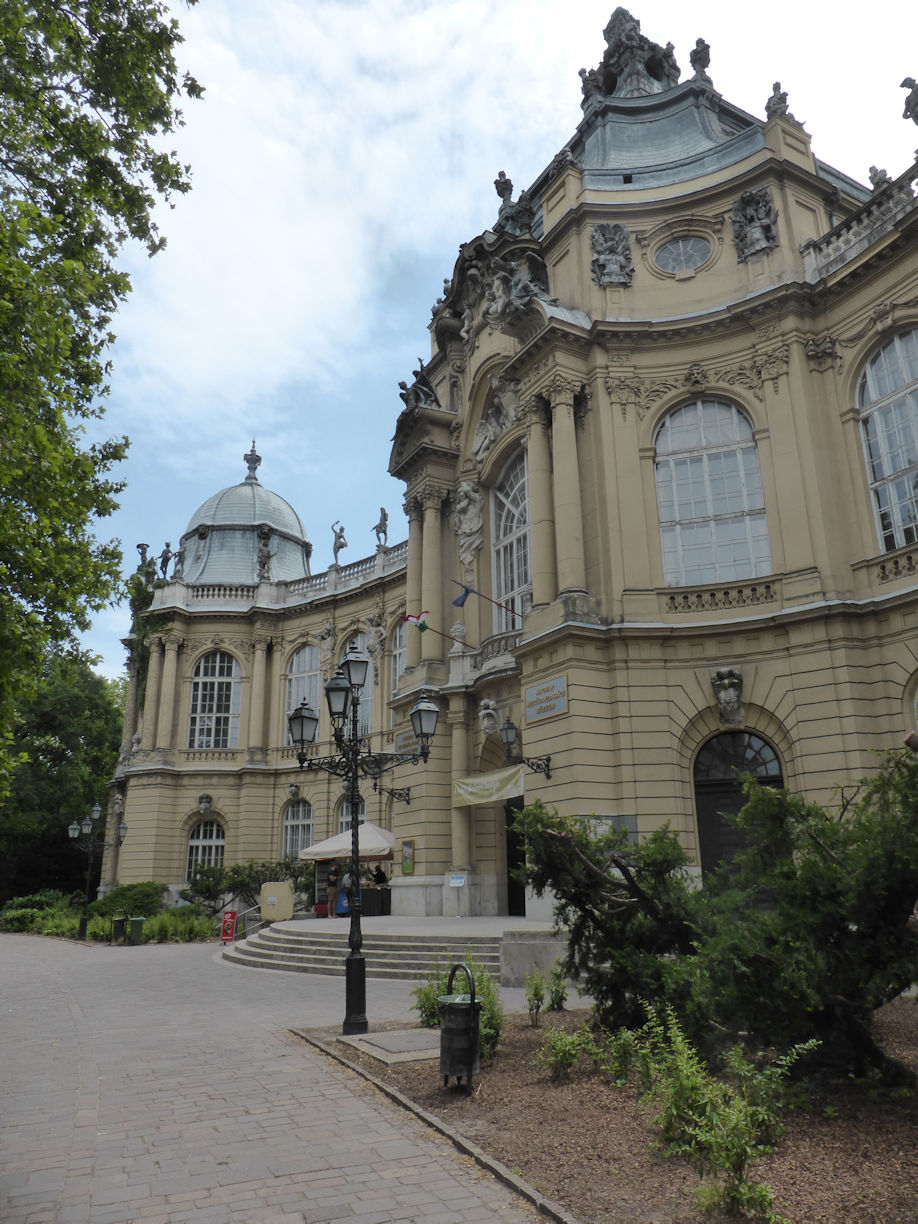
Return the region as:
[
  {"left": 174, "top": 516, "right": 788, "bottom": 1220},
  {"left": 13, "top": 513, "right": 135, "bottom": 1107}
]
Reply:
[{"left": 109, "top": 12, "right": 918, "bottom": 917}]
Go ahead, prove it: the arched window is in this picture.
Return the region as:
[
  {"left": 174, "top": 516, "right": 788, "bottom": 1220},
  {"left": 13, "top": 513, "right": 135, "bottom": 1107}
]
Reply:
[
  {"left": 338, "top": 795, "right": 366, "bottom": 834},
  {"left": 286, "top": 644, "right": 320, "bottom": 744},
  {"left": 390, "top": 621, "right": 406, "bottom": 726},
  {"left": 282, "top": 800, "right": 313, "bottom": 858},
  {"left": 492, "top": 451, "right": 531, "bottom": 632},
  {"left": 188, "top": 651, "right": 241, "bottom": 749},
  {"left": 858, "top": 328, "right": 918, "bottom": 551},
  {"left": 654, "top": 399, "right": 772, "bottom": 586},
  {"left": 344, "top": 632, "right": 373, "bottom": 736},
  {"left": 186, "top": 820, "right": 225, "bottom": 879},
  {"left": 693, "top": 732, "right": 783, "bottom": 875}
]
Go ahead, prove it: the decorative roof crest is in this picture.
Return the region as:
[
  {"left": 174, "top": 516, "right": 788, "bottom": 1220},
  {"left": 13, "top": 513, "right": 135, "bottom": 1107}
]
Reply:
[
  {"left": 244, "top": 439, "right": 262, "bottom": 483},
  {"left": 580, "top": 8, "right": 681, "bottom": 101}
]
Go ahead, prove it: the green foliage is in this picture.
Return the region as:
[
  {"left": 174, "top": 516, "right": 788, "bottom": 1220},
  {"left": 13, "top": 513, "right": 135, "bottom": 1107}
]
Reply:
[
  {"left": 180, "top": 858, "right": 315, "bottom": 915},
  {"left": 0, "top": 646, "right": 122, "bottom": 904},
  {"left": 88, "top": 881, "right": 165, "bottom": 918},
  {"left": 180, "top": 864, "right": 229, "bottom": 915},
  {"left": 0, "top": 907, "right": 45, "bottom": 931},
  {"left": 517, "top": 754, "right": 918, "bottom": 1083},
  {"left": 547, "top": 960, "right": 568, "bottom": 1011},
  {"left": 142, "top": 910, "right": 217, "bottom": 943},
  {"left": 533, "top": 1026, "right": 592, "bottom": 1081},
  {"left": 0, "top": 1, "right": 201, "bottom": 794},
  {"left": 525, "top": 967, "right": 546, "bottom": 1026},
  {"left": 1, "top": 889, "right": 69, "bottom": 914},
  {"left": 636, "top": 1006, "right": 812, "bottom": 1220},
  {"left": 410, "top": 955, "right": 505, "bottom": 1060}
]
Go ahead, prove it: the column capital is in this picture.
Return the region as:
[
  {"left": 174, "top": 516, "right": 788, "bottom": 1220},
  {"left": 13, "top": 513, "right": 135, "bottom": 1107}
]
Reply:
[
  {"left": 546, "top": 374, "right": 581, "bottom": 410},
  {"left": 419, "top": 482, "right": 448, "bottom": 511},
  {"left": 403, "top": 494, "right": 424, "bottom": 522},
  {"left": 161, "top": 633, "right": 183, "bottom": 655}
]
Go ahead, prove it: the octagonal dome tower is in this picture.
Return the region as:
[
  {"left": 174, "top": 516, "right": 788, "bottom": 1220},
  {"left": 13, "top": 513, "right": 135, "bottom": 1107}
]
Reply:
[{"left": 177, "top": 442, "right": 312, "bottom": 585}]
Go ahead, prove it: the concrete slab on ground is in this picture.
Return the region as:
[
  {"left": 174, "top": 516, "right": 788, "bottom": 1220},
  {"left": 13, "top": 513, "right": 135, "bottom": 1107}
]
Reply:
[{"left": 337, "top": 1027, "right": 441, "bottom": 1064}]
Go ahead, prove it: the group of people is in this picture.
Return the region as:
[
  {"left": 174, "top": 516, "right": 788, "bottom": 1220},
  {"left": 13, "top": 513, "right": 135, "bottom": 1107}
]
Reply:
[{"left": 324, "top": 860, "right": 388, "bottom": 917}]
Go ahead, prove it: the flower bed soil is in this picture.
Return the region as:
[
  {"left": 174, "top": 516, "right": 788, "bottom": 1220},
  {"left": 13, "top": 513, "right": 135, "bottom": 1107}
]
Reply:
[{"left": 338, "top": 998, "right": 918, "bottom": 1224}]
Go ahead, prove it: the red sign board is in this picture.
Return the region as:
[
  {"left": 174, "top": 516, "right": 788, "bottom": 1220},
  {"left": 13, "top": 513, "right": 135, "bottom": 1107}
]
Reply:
[{"left": 220, "top": 910, "right": 237, "bottom": 943}]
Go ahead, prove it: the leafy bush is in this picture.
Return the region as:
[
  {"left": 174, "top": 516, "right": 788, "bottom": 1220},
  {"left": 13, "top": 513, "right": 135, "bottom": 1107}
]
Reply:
[
  {"left": 411, "top": 954, "right": 504, "bottom": 1060},
  {"left": 547, "top": 960, "right": 568, "bottom": 1011},
  {"left": 142, "top": 911, "right": 217, "bottom": 943},
  {"left": 181, "top": 858, "right": 315, "bottom": 914},
  {"left": 89, "top": 881, "right": 166, "bottom": 918},
  {"left": 533, "top": 1026, "right": 592, "bottom": 1081},
  {"left": 1, "top": 889, "right": 70, "bottom": 915},
  {"left": 37, "top": 909, "right": 81, "bottom": 939},
  {"left": 0, "top": 907, "right": 45, "bottom": 931},
  {"left": 525, "top": 967, "right": 546, "bottom": 1026}
]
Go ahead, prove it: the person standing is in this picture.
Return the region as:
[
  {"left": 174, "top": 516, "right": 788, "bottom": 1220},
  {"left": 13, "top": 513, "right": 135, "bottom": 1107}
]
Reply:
[{"left": 326, "top": 860, "right": 341, "bottom": 918}]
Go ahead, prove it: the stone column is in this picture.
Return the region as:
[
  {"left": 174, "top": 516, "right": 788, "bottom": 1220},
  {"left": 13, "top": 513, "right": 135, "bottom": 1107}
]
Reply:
[
  {"left": 526, "top": 399, "right": 557, "bottom": 607},
  {"left": 99, "top": 791, "right": 124, "bottom": 892},
  {"left": 448, "top": 699, "right": 471, "bottom": 868},
  {"left": 140, "top": 636, "right": 163, "bottom": 751},
  {"left": 155, "top": 634, "right": 182, "bottom": 749},
  {"left": 420, "top": 484, "right": 446, "bottom": 662},
  {"left": 549, "top": 378, "right": 587, "bottom": 594},
  {"left": 248, "top": 634, "right": 269, "bottom": 749},
  {"left": 404, "top": 495, "right": 423, "bottom": 669},
  {"left": 119, "top": 653, "right": 140, "bottom": 759}
]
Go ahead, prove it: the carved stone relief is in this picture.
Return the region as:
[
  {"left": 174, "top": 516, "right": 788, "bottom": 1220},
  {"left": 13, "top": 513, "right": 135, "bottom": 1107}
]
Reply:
[
  {"left": 805, "top": 336, "right": 845, "bottom": 374},
  {"left": 712, "top": 668, "right": 745, "bottom": 725},
  {"left": 732, "top": 188, "right": 779, "bottom": 261},
  {"left": 471, "top": 376, "right": 521, "bottom": 465},
  {"left": 478, "top": 698, "right": 499, "bottom": 736},
  {"left": 591, "top": 223, "right": 634, "bottom": 286},
  {"left": 580, "top": 9, "right": 680, "bottom": 100},
  {"left": 454, "top": 481, "right": 484, "bottom": 570}
]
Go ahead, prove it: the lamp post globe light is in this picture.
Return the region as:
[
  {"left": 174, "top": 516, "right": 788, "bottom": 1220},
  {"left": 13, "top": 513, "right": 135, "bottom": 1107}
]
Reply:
[
  {"left": 288, "top": 644, "right": 439, "bottom": 1035},
  {"left": 68, "top": 802, "right": 127, "bottom": 940}
]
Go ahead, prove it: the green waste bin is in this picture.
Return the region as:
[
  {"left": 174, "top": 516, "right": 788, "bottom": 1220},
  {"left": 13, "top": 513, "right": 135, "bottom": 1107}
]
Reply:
[
  {"left": 438, "top": 962, "right": 481, "bottom": 1096},
  {"left": 111, "top": 916, "right": 126, "bottom": 944},
  {"left": 127, "top": 916, "right": 145, "bottom": 946}
]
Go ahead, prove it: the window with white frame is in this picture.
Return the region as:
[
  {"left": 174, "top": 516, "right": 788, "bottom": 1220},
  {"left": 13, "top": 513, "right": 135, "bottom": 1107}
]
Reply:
[
  {"left": 282, "top": 800, "right": 313, "bottom": 858},
  {"left": 491, "top": 451, "right": 531, "bottom": 632},
  {"left": 187, "top": 651, "right": 241, "bottom": 749},
  {"left": 654, "top": 399, "right": 772, "bottom": 586},
  {"left": 390, "top": 621, "right": 406, "bottom": 726},
  {"left": 186, "top": 820, "right": 225, "bottom": 879},
  {"left": 286, "top": 644, "right": 321, "bottom": 744},
  {"left": 858, "top": 328, "right": 918, "bottom": 552},
  {"left": 338, "top": 796, "right": 366, "bottom": 834},
  {"left": 345, "top": 632, "right": 373, "bottom": 736}
]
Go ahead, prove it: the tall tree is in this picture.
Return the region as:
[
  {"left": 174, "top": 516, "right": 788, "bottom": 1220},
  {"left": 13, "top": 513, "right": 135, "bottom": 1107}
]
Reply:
[
  {"left": 0, "top": 1, "right": 201, "bottom": 795},
  {"left": 0, "top": 645, "right": 122, "bottom": 904}
]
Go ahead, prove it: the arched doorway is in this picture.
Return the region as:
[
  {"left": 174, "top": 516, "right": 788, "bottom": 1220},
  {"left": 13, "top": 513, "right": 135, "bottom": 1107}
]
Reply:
[{"left": 693, "top": 732, "right": 783, "bottom": 875}]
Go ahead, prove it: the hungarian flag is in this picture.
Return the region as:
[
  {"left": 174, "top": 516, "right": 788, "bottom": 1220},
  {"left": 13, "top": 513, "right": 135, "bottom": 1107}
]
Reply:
[{"left": 402, "top": 611, "right": 429, "bottom": 632}]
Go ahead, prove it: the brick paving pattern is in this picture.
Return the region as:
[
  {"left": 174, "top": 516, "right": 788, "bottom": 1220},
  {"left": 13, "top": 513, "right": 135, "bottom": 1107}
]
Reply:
[{"left": 0, "top": 935, "right": 541, "bottom": 1224}]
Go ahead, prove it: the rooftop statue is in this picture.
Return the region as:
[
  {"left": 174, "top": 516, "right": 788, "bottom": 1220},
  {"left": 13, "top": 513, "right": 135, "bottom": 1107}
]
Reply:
[
  {"left": 581, "top": 8, "right": 681, "bottom": 101},
  {"left": 903, "top": 76, "right": 918, "bottom": 126}
]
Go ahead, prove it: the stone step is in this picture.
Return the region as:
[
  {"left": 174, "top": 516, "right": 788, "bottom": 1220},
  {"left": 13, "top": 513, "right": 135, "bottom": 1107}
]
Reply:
[{"left": 222, "top": 926, "right": 503, "bottom": 980}]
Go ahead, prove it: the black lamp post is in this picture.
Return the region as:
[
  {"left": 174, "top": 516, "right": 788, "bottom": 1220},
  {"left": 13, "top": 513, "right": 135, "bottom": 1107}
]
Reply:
[
  {"left": 499, "top": 716, "right": 552, "bottom": 779},
  {"left": 288, "top": 643, "right": 439, "bottom": 1035},
  {"left": 68, "top": 803, "right": 127, "bottom": 939}
]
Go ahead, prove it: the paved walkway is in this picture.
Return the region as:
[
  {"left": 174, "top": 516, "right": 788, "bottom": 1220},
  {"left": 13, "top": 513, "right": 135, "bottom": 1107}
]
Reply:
[{"left": 0, "top": 934, "right": 545, "bottom": 1224}]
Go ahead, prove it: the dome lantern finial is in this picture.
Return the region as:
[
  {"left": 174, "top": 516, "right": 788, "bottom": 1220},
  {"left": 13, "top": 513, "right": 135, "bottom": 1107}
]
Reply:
[{"left": 244, "top": 439, "right": 262, "bottom": 482}]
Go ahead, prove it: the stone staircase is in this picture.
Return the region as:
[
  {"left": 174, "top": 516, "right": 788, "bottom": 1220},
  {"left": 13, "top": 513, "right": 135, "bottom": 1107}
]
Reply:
[{"left": 222, "top": 923, "right": 503, "bottom": 981}]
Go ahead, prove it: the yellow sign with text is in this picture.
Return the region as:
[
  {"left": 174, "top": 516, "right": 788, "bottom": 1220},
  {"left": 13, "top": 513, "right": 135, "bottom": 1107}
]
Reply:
[{"left": 452, "top": 764, "right": 525, "bottom": 806}]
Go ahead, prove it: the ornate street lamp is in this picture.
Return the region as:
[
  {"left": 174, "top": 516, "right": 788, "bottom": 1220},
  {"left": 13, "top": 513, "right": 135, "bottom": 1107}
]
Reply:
[
  {"left": 68, "top": 802, "right": 127, "bottom": 939},
  {"left": 288, "top": 646, "right": 439, "bottom": 1035},
  {"left": 499, "top": 717, "right": 552, "bottom": 779}
]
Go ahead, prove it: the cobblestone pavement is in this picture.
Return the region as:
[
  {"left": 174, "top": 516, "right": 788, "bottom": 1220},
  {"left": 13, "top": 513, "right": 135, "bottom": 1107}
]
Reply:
[{"left": 0, "top": 935, "right": 542, "bottom": 1224}]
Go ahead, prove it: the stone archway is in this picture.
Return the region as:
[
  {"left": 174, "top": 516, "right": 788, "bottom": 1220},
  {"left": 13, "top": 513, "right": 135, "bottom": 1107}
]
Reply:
[{"left": 693, "top": 731, "right": 783, "bottom": 875}]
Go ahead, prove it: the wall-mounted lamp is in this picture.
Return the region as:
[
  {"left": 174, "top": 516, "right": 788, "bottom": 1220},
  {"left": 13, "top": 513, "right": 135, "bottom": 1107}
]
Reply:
[{"left": 499, "top": 717, "right": 552, "bottom": 779}]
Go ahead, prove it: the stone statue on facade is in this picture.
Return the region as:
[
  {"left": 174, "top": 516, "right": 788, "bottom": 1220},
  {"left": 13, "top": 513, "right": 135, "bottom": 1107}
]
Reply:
[
  {"left": 482, "top": 251, "right": 555, "bottom": 328},
  {"left": 317, "top": 624, "right": 336, "bottom": 678},
  {"left": 471, "top": 378, "right": 519, "bottom": 466},
  {"left": 171, "top": 545, "right": 185, "bottom": 580},
  {"left": 689, "top": 38, "right": 711, "bottom": 84},
  {"left": 582, "top": 8, "right": 681, "bottom": 99},
  {"left": 733, "top": 188, "right": 779, "bottom": 260},
  {"left": 454, "top": 481, "right": 484, "bottom": 568},
  {"left": 256, "top": 526, "right": 273, "bottom": 581},
  {"left": 712, "top": 668, "right": 745, "bottom": 725},
  {"left": 591, "top": 223, "right": 634, "bottom": 286},
  {"left": 373, "top": 507, "right": 389, "bottom": 547},
  {"left": 765, "top": 81, "right": 798, "bottom": 124},
  {"left": 902, "top": 77, "right": 918, "bottom": 125},
  {"left": 398, "top": 360, "right": 440, "bottom": 415},
  {"left": 479, "top": 698, "right": 499, "bottom": 736},
  {"left": 869, "top": 166, "right": 893, "bottom": 191},
  {"left": 158, "top": 542, "right": 173, "bottom": 578},
  {"left": 331, "top": 521, "right": 347, "bottom": 564},
  {"left": 493, "top": 171, "right": 534, "bottom": 236}
]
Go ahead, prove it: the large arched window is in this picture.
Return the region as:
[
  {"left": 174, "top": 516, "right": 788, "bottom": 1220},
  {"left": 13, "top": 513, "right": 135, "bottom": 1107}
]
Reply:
[
  {"left": 693, "top": 732, "right": 783, "bottom": 875},
  {"left": 188, "top": 651, "right": 241, "bottom": 749},
  {"left": 654, "top": 399, "right": 772, "bottom": 586},
  {"left": 186, "top": 820, "right": 225, "bottom": 879},
  {"left": 286, "top": 644, "right": 320, "bottom": 744},
  {"left": 492, "top": 451, "right": 531, "bottom": 632},
  {"left": 344, "top": 632, "right": 373, "bottom": 736},
  {"left": 390, "top": 621, "right": 406, "bottom": 726},
  {"left": 338, "top": 796, "right": 366, "bottom": 834},
  {"left": 282, "top": 800, "right": 313, "bottom": 858},
  {"left": 858, "top": 328, "right": 918, "bottom": 552}
]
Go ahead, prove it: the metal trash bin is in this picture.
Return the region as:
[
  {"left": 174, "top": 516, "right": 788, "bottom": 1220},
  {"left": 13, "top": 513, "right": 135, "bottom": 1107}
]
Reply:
[
  {"left": 111, "top": 916, "right": 126, "bottom": 944},
  {"left": 438, "top": 962, "right": 481, "bottom": 1095},
  {"left": 127, "top": 916, "right": 145, "bottom": 946}
]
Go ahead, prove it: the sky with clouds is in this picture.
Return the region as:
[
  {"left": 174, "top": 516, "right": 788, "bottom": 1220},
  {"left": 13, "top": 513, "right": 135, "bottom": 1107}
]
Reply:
[{"left": 82, "top": 0, "right": 918, "bottom": 676}]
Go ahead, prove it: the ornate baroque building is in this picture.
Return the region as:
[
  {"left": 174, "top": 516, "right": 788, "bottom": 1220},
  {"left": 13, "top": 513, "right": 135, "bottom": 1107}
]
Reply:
[{"left": 108, "top": 10, "right": 918, "bottom": 917}]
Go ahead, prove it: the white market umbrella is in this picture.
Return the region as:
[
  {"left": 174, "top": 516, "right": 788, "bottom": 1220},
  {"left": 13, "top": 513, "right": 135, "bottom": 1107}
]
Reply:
[{"left": 297, "top": 821, "right": 395, "bottom": 862}]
